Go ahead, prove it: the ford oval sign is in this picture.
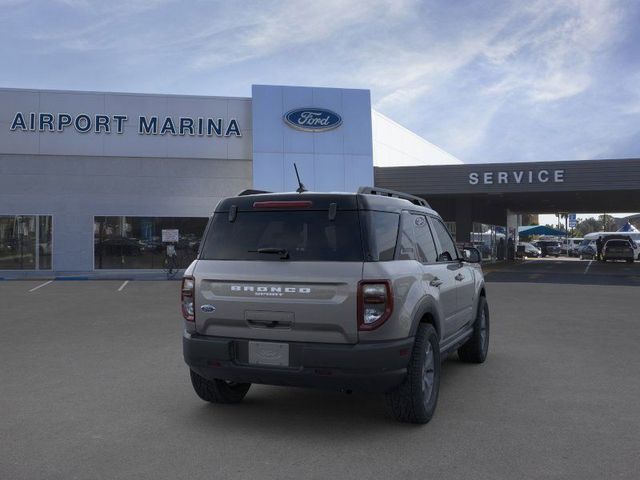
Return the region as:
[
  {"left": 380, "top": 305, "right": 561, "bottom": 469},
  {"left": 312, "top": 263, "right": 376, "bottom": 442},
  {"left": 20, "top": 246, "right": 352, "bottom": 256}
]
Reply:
[{"left": 283, "top": 108, "right": 342, "bottom": 132}]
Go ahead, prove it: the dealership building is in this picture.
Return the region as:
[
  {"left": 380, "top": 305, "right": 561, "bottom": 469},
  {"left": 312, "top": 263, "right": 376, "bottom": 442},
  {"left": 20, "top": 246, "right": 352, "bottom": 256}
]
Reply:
[{"left": 2, "top": 85, "right": 640, "bottom": 276}]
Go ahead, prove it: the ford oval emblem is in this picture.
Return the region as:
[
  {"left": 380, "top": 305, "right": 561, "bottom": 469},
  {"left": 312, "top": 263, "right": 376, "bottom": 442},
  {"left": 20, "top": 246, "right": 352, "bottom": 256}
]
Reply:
[
  {"left": 283, "top": 108, "right": 342, "bottom": 132},
  {"left": 200, "top": 304, "right": 216, "bottom": 313}
]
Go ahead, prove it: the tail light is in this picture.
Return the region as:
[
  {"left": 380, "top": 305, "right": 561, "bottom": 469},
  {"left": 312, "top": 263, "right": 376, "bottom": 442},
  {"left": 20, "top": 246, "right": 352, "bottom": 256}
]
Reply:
[
  {"left": 358, "top": 280, "right": 393, "bottom": 331},
  {"left": 181, "top": 276, "right": 195, "bottom": 322}
]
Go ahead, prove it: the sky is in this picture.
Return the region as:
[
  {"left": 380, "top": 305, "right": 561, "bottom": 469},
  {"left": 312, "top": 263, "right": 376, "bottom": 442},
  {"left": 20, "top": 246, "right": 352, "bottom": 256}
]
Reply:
[
  {"left": 538, "top": 212, "right": 635, "bottom": 228},
  {"left": 1, "top": 0, "right": 639, "bottom": 165}
]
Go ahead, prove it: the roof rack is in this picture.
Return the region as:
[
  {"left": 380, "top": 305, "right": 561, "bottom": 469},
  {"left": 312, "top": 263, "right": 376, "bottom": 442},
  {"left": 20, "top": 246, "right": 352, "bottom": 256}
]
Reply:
[
  {"left": 358, "top": 186, "right": 431, "bottom": 208},
  {"left": 237, "top": 189, "right": 271, "bottom": 196}
]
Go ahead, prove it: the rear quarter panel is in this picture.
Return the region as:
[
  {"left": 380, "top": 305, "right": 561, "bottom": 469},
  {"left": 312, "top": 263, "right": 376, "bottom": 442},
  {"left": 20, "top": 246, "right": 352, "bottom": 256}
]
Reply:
[{"left": 359, "top": 260, "right": 432, "bottom": 342}]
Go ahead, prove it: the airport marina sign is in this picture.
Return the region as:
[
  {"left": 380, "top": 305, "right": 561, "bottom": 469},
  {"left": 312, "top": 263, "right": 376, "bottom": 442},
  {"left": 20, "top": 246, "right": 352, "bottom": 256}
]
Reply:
[
  {"left": 9, "top": 112, "right": 242, "bottom": 137},
  {"left": 469, "top": 169, "right": 565, "bottom": 185}
]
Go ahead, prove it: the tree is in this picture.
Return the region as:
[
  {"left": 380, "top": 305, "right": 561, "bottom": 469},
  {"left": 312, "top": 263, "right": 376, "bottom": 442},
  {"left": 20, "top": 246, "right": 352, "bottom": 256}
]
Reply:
[
  {"left": 574, "top": 217, "right": 602, "bottom": 237},
  {"left": 598, "top": 214, "right": 615, "bottom": 231}
]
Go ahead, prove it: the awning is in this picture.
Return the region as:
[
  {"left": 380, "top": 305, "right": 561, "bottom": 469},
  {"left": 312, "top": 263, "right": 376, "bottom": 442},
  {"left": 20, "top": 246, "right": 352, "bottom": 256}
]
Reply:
[
  {"left": 518, "top": 225, "right": 566, "bottom": 236},
  {"left": 617, "top": 222, "right": 639, "bottom": 232}
]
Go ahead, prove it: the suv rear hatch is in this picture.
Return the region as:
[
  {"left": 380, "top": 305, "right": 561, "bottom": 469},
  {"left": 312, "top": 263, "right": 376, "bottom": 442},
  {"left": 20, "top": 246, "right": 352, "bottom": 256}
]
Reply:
[{"left": 193, "top": 195, "right": 365, "bottom": 344}]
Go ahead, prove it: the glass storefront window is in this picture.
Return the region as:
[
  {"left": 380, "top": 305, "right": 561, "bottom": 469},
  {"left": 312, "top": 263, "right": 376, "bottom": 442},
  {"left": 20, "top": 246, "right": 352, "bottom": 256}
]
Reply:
[
  {"left": 0, "top": 215, "right": 53, "bottom": 270},
  {"left": 94, "top": 216, "right": 208, "bottom": 269}
]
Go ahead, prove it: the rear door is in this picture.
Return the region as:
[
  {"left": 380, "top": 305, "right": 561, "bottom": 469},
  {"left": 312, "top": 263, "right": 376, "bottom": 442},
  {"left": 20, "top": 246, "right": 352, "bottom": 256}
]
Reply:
[
  {"left": 194, "top": 205, "right": 363, "bottom": 344},
  {"left": 429, "top": 216, "right": 476, "bottom": 334},
  {"left": 405, "top": 212, "right": 458, "bottom": 336}
]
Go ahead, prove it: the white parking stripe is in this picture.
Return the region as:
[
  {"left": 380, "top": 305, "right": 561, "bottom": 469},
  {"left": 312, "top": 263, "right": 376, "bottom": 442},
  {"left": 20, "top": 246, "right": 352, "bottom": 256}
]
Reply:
[
  {"left": 584, "top": 260, "right": 593, "bottom": 274},
  {"left": 29, "top": 280, "right": 53, "bottom": 292},
  {"left": 117, "top": 280, "right": 129, "bottom": 292}
]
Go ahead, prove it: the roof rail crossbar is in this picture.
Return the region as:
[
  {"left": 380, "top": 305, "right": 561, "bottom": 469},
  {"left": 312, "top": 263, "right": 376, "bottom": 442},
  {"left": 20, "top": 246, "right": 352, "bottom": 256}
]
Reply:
[
  {"left": 238, "top": 189, "right": 272, "bottom": 196},
  {"left": 358, "top": 186, "right": 431, "bottom": 208}
]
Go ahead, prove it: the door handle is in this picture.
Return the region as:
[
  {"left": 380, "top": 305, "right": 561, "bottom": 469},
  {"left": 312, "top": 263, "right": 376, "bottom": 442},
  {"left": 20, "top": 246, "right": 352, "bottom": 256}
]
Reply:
[
  {"left": 430, "top": 277, "right": 443, "bottom": 287},
  {"left": 455, "top": 273, "right": 465, "bottom": 281}
]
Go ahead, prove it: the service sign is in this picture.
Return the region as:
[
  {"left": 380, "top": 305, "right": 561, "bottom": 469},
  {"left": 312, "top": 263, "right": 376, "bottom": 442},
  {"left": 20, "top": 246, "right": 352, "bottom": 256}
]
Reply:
[
  {"left": 468, "top": 169, "right": 565, "bottom": 185},
  {"left": 283, "top": 108, "right": 342, "bottom": 132}
]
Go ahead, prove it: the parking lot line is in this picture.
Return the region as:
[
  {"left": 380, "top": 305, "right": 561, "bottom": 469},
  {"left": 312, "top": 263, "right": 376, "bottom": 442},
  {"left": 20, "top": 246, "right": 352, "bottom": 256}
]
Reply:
[
  {"left": 117, "top": 280, "right": 129, "bottom": 292},
  {"left": 28, "top": 280, "right": 53, "bottom": 292},
  {"left": 584, "top": 260, "right": 593, "bottom": 274}
]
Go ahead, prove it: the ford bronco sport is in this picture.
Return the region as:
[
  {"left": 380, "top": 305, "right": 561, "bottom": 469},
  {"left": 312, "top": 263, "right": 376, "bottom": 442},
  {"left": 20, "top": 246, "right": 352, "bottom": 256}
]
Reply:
[{"left": 182, "top": 187, "right": 489, "bottom": 424}]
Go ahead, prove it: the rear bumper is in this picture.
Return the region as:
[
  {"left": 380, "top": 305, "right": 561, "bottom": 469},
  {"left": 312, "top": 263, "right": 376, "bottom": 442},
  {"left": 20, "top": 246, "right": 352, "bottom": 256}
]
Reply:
[
  {"left": 183, "top": 332, "right": 414, "bottom": 393},
  {"left": 603, "top": 253, "right": 634, "bottom": 260}
]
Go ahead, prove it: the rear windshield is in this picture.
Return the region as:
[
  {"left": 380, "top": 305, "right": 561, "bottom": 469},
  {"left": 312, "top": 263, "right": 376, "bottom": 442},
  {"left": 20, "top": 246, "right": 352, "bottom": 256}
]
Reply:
[
  {"left": 606, "top": 240, "right": 630, "bottom": 247},
  {"left": 201, "top": 210, "right": 365, "bottom": 261}
]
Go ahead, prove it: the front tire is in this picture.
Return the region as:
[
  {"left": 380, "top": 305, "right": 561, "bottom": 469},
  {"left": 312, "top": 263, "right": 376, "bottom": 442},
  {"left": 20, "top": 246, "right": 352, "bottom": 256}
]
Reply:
[
  {"left": 458, "top": 296, "right": 490, "bottom": 364},
  {"left": 386, "top": 323, "right": 440, "bottom": 424},
  {"left": 189, "top": 369, "right": 251, "bottom": 404}
]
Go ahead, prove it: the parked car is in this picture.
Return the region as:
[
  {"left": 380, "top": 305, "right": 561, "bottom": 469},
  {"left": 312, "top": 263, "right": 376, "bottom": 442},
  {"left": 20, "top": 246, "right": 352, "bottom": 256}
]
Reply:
[
  {"left": 533, "top": 240, "right": 561, "bottom": 257},
  {"left": 578, "top": 240, "right": 597, "bottom": 259},
  {"left": 583, "top": 231, "right": 640, "bottom": 260},
  {"left": 602, "top": 239, "right": 635, "bottom": 263},
  {"left": 567, "top": 238, "right": 584, "bottom": 256},
  {"left": 517, "top": 242, "right": 541, "bottom": 258},
  {"left": 558, "top": 238, "right": 583, "bottom": 256},
  {"left": 182, "top": 187, "right": 489, "bottom": 424}
]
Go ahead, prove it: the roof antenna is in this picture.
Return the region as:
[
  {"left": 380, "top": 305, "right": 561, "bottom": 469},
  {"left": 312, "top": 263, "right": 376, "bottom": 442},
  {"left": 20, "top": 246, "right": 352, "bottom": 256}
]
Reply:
[{"left": 293, "top": 163, "right": 307, "bottom": 193}]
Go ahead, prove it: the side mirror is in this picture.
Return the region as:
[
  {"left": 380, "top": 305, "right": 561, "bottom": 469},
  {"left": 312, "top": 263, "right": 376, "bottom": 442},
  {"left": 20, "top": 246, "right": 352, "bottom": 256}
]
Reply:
[{"left": 463, "top": 247, "right": 482, "bottom": 263}]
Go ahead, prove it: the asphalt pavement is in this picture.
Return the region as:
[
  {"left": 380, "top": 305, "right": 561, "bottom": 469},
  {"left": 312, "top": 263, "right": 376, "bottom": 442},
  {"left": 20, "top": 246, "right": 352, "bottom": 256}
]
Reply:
[{"left": 1, "top": 261, "right": 639, "bottom": 479}]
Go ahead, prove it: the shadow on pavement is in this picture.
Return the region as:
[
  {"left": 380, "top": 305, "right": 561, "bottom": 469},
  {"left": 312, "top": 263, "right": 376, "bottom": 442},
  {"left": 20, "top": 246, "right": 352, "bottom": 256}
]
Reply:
[{"left": 179, "top": 356, "right": 473, "bottom": 435}]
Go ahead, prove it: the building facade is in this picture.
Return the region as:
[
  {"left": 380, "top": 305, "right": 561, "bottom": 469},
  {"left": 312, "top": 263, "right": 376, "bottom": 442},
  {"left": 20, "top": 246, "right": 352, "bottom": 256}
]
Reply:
[
  {"left": 0, "top": 85, "right": 459, "bottom": 276},
  {"left": 4, "top": 84, "right": 638, "bottom": 276}
]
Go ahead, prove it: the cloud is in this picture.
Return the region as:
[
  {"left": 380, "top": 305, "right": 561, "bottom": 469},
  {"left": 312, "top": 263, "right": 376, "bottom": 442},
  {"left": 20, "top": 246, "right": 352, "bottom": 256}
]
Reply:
[
  {"left": 0, "top": 0, "right": 637, "bottom": 163},
  {"left": 190, "top": 0, "right": 415, "bottom": 70},
  {"left": 482, "top": 0, "right": 624, "bottom": 103}
]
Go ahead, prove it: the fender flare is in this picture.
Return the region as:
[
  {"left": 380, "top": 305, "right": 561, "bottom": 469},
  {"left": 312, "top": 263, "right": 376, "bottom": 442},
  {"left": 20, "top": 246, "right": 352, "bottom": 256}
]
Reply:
[
  {"left": 408, "top": 295, "right": 443, "bottom": 340},
  {"left": 473, "top": 279, "right": 487, "bottom": 315}
]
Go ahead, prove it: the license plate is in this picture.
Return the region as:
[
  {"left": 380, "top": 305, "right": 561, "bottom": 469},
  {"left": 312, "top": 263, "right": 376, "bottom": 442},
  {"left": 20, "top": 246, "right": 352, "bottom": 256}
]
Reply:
[{"left": 248, "top": 341, "right": 289, "bottom": 367}]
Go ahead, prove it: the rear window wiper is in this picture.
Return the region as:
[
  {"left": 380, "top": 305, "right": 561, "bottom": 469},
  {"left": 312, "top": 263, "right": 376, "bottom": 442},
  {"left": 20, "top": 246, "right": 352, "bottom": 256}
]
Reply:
[{"left": 248, "top": 247, "right": 290, "bottom": 260}]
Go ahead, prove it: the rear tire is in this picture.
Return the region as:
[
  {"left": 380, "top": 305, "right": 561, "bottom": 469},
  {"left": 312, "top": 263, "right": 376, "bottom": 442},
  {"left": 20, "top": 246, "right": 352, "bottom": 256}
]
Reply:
[
  {"left": 458, "top": 296, "right": 490, "bottom": 364},
  {"left": 385, "top": 324, "right": 440, "bottom": 424},
  {"left": 189, "top": 369, "right": 251, "bottom": 404},
  {"left": 627, "top": 259, "right": 633, "bottom": 264}
]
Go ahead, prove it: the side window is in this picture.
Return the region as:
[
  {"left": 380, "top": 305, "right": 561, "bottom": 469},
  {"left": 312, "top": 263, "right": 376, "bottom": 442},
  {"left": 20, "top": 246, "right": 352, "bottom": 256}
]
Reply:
[
  {"left": 431, "top": 218, "right": 458, "bottom": 262},
  {"left": 398, "top": 213, "right": 417, "bottom": 260},
  {"left": 413, "top": 215, "right": 438, "bottom": 263},
  {"left": 366, "top": 211, "right": 399, "bottom": 261}
]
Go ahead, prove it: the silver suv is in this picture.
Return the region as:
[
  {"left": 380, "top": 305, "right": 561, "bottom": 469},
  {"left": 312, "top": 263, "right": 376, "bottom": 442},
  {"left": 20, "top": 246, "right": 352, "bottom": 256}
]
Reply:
[{"left": 182, "top": 187, "right": 489, "bottom": 424}]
